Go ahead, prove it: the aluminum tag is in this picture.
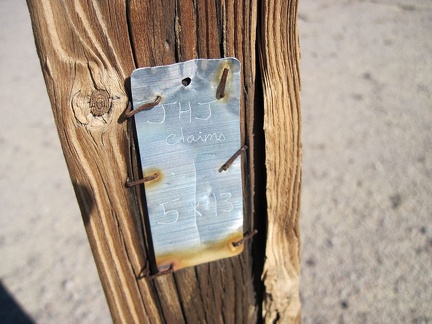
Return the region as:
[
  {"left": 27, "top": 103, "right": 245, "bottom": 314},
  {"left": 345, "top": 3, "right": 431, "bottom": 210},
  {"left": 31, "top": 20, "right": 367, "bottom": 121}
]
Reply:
[{"left": 130, "top": 58, "right": 244, "bottom": 272}]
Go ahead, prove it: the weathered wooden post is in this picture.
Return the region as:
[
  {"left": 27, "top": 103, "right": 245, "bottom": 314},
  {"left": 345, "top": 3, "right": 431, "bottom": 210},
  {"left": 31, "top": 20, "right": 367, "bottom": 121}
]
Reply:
[{"left": 27, "top": 0, "right": 301, "bottom": 322}]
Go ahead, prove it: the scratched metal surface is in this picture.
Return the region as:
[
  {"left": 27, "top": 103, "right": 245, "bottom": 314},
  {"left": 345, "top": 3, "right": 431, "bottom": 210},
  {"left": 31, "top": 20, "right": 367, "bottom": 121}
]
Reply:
[{"left": 131, "top": 58, "right": 244, "bottom": 271}]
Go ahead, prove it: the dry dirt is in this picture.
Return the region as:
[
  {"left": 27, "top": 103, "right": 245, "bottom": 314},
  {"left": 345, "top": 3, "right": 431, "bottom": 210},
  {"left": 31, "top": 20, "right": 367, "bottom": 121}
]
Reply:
[{"left": 1, "top": 1, "right": 431, "bottom": 323}]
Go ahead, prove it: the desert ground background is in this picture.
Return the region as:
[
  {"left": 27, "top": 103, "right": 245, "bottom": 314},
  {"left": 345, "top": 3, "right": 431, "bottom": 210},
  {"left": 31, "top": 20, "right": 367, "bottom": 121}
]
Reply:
[{"left": 1, "top": 0, "right": 431, "bottom": 323}]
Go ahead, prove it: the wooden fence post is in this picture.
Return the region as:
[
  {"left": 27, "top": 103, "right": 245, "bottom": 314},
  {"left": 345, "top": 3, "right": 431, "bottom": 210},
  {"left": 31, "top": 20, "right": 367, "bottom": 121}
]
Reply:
[
  {"left": 27, "top": 0, "right": 301, "bottom": 322},
  {"left": 260, "top": 2, "right": 302, "bottom": 321}
]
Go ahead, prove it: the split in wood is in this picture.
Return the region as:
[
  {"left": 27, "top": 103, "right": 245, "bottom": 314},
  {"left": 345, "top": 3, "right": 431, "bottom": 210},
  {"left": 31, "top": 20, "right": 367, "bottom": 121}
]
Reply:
[
  {"left": 216, "top": 68, "right": 229, "bottom": 99},
  {"left": 125, "top": 173, "right": 158, "bottom": 187},
  {"left": 124, "top": 96, "right": 161, "bottom": 118},
  {"left": 219, "top": 145, "right": 248, "bottom": 172},
  {"left": 232, "top": 230, "right": 258, "bottom": 247}
]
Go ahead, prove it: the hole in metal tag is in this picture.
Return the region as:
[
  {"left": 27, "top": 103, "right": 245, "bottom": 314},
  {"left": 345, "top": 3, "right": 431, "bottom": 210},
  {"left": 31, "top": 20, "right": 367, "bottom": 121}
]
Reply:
[{"left": 130, "top": 58, "right": 244, "bottom": 272}]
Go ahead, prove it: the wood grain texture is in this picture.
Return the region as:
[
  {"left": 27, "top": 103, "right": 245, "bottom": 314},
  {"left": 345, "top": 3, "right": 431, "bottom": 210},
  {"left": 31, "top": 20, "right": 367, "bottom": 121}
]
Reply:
[
  {"left": 27, "top": 0, "right": 301, "bottom": 322},
  {"left": 259, "top": 0, "right": 302, "bottom": 322}
]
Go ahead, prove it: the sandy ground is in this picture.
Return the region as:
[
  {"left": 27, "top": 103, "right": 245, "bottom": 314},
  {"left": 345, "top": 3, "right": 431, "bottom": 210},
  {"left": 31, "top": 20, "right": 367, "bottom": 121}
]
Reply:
[
  {"left": 1, "top": 0, "right": 431, "bottom": 323},
  {"left": 299, "top": 1, "right": 432, "bottom": 323}
]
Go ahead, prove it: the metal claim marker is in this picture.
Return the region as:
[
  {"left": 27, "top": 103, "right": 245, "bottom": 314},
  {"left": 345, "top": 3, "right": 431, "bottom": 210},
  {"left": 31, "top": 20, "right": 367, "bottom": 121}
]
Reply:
[{"left": 128, "top": 58, "right": 254, "bottom": 277}]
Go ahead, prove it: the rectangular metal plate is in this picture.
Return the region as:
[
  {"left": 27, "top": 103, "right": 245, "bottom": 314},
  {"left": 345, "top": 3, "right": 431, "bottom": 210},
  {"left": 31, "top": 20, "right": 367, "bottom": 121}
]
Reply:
[{"left": 130, "top": 58, "right": 244, "bottom": 272}]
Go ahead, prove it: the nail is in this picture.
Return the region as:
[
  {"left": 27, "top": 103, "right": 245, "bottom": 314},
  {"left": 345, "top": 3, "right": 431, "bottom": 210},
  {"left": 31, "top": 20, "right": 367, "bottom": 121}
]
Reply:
[
  {"left": 216, "top": 68, "right": 229, "bottom": 99},
  {"left": 124, "top": 96, "right": 161, "bottom": 118},
  {"left": 232, "top": 230, "right": 258, "bottom": 247},
  {"left": 219, "top": 145, "right": 248, "bottom": 173},
  {"left": 125, "top": 173, "right": 158, "bottom": 187},
  {"left": 148, "top": 264, "right": 174, "bottom": 280}
]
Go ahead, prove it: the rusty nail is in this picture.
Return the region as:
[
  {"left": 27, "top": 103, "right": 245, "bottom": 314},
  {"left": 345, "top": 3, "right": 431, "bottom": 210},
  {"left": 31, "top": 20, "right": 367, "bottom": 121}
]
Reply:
[
  {"left": 219, "top": 145, "right": 248, "bottom": 173},
  {"left": 124, "top": 96, "right": 161, "bottom": 118},
  {"left": 232, "top": 230, "right": 258, "bottom": 248},
  {"left": 125, "top": 173, "right": 158, "bottom": 187},
  {"left": 148, "top": 264, "right": 174, "bottom": 280},
  {"left": 216, "top": 68, "right": 229, "bottom": 99}
]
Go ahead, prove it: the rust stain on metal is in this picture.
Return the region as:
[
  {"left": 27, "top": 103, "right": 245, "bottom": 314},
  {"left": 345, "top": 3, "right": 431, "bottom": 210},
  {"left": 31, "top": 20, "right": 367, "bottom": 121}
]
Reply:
[
  {"left": 142, "top": 169, "right": 163, "bottom": 188},
  {"left": 89, "top": 89, "right": 110, "bottom": 116},
  {"left": 155, "top": 232, "right": 244, "bottom": 271}
]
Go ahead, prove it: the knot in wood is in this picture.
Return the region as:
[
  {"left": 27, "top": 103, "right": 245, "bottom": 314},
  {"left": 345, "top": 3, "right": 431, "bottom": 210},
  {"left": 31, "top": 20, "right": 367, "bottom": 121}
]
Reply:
[{"left": 90, "top": 90, "right": 110, "bottom": 116}]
